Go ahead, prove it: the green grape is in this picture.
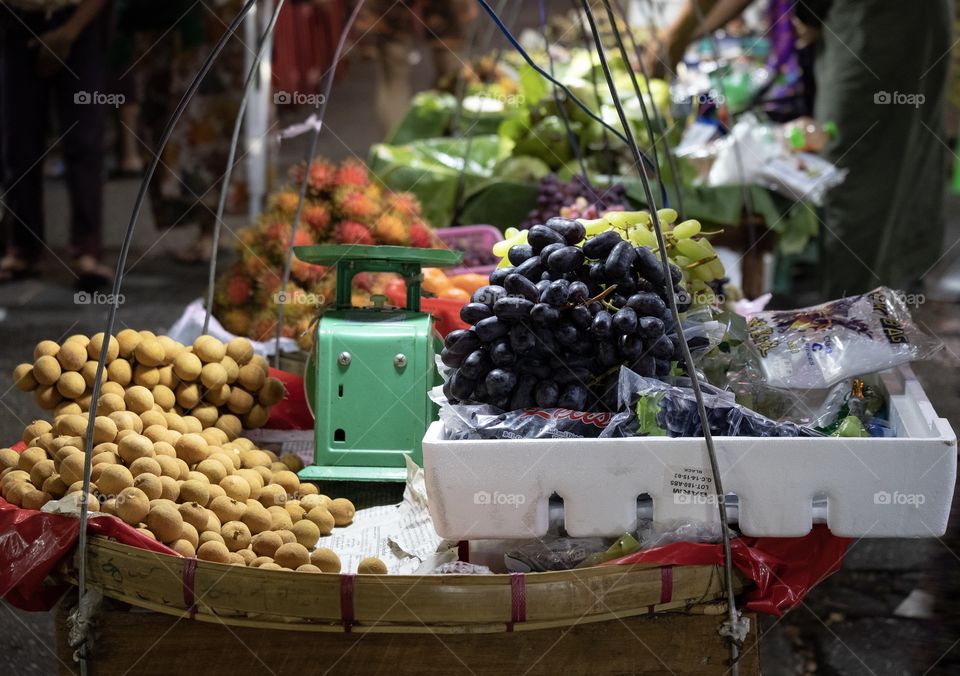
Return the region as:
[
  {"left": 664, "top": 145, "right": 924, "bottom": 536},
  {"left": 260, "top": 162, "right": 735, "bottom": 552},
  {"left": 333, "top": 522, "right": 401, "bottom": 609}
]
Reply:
[
  {"left": 656, "top": 208, "right": 678, "bottom": 225},
  {"left": 628, "top": 226, "right": 657, "bottom": 247},
  {"left": 492, "top": 229, "right": 527, "bottom": 258},
  {"left": 673, "top": 237, "right": 713, "bottom": 262},
  {"left": 672, "top": 219, "right": 702, "bottom": 239}
]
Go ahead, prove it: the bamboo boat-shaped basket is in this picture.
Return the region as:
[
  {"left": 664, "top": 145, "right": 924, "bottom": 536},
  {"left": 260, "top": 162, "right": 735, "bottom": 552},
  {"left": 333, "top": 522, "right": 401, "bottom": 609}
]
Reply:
[{"left": 72, "top": 537, "right": 744, "bottom": 634}]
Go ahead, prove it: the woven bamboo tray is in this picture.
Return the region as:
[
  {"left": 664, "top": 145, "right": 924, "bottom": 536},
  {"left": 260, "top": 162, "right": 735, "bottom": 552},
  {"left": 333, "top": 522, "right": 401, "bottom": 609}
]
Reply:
[{"left": 74, "top": 537, "right": 743, "bottom": 634}]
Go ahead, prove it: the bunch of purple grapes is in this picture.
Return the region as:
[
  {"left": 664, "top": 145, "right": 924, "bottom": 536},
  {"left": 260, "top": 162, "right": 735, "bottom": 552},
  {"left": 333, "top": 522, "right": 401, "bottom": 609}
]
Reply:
[
  {"left": 522, "top": 175, "right": 628, "bottom": 231},
  {"left": 440, "top": 217, "right": 694, "bottom": 412}
]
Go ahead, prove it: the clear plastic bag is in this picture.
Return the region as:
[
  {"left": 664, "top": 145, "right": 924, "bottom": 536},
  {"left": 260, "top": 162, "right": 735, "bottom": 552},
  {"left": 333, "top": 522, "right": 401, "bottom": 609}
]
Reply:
[
  {"left": 745, "top": 287, "right": 941, "bottom": 389},
  {"left": 601, "top": 367, "right": 819, "bottom": 438},
  {"left": 439, "top": 401, "right": 616, "bottom": 440}
]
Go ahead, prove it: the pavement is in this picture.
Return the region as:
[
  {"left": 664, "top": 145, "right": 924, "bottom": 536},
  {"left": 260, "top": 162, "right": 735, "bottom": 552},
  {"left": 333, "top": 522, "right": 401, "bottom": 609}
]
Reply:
[{"left": 2, "top": 43, "right": 960, "bottom": 676}]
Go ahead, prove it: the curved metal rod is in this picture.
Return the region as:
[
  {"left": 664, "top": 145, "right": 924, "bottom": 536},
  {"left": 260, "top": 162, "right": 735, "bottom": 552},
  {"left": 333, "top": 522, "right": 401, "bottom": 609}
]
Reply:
[
  {"left": 578, "top": 3, "right": 740, "bottom": 673},
  {"left": 273, "top": 0, "right": 367, "bottom": 367},
  {"left": 77, "top": 3, "right": 258, "bottom": 673},
  {"left": 204, "top": 0, "right": 287, "bottom": 335}
]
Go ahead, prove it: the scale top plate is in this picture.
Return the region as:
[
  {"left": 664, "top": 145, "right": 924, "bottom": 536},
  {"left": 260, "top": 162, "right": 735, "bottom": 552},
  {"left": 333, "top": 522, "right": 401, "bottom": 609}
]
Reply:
[{"left": 293, "top": 244, "right": 462, "bottom": 267}]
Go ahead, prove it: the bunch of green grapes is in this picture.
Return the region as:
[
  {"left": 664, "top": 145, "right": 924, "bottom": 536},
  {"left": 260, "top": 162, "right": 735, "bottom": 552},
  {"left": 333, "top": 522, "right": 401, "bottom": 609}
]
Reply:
[{"left": 493, "top": 209, "right": 725, "bottom": 309}]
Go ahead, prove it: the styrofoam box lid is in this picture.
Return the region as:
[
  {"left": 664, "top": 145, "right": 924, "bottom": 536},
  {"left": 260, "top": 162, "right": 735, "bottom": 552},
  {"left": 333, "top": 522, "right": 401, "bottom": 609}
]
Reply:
[{"left": 422, "top": 367, "right": 957, "bottom": 539}]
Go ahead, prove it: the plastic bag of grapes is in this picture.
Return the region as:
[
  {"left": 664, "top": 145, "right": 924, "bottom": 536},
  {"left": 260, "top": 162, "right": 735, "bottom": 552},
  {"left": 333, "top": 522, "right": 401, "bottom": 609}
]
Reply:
[{"left": 600, "top": 367, "right": 821, "bottom": 438}]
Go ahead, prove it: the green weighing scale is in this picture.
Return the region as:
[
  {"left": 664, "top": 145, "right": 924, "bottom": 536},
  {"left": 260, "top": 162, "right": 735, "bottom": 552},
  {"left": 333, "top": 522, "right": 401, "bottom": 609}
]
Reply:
[{"left": 292, "top": 244, "right": 462, "bottom": 482}]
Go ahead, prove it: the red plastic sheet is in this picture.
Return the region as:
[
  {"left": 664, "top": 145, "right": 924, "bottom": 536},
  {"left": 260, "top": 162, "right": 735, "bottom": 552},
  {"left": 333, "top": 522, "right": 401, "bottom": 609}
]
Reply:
[
  {"left": 604, "top": 526, "right": 851, "bottom": 615},
  {"left": 264, "top": 367, "right": 313, "bottom": 431}
]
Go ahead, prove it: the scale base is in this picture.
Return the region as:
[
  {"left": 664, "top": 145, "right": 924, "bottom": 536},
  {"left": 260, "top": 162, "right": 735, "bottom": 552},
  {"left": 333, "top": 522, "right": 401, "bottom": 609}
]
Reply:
[{"left": 298, "top": 465, "right": 408, "bottom": 482}]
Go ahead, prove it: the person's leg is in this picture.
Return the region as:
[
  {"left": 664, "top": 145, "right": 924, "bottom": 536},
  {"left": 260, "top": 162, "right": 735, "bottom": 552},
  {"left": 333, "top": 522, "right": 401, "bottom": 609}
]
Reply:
[
  {"left": 0, "top": 11, "right": 50, "bottom": 271},
  {"left": 53, "top": 7, "right": 110, "bottom": 275}
]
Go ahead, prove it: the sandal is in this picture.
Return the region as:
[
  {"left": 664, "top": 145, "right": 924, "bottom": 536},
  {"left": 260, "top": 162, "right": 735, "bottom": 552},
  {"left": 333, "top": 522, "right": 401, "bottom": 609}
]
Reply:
[
  {"left": 0, "top": 255, "right": 40, "bottom": 283},
  {"left": 74, "top": 255, "right": 114, "bottom": 291}
]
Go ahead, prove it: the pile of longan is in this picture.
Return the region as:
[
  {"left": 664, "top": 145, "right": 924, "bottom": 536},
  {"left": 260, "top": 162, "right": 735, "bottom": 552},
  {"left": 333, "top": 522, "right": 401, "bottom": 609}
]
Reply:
[{"left": 11, "top": 332, "right": 285, "bottom": 430}]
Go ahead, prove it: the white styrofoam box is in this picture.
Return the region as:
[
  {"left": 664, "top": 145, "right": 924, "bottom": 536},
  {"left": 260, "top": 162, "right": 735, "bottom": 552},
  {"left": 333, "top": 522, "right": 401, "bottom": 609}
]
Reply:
[{"left": 422, "top": 367, "right": 957, "bottom": 539}]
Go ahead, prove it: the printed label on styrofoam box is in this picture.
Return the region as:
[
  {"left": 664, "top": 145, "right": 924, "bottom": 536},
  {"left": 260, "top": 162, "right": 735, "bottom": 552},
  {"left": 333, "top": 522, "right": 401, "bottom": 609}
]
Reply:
[{"left": 666, "top": 464, "right": 716, "bottom": 505}]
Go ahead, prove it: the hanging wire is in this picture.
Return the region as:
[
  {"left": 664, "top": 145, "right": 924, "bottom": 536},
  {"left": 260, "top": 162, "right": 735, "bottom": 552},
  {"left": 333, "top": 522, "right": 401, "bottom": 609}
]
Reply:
[
  {"left": 578, "top": 2, "right": 741, "bottom": 673},
  {"left": 273, "top": 0, "right": 367, "bottom": 367},
  {"left": 203, "top": 0, "right": 287, "bottom": 335},
  {"left": 76, "top": 3, "right": 258, "bottom": 673},
  {"left": 538, "top": 0, "right": 593, "bottom": 189},
  {"left": 449, "top": 0, "right": 523, "bottom": 226},
  {"left": 611, "top": 0, "right": 685, "bottom": 217}
]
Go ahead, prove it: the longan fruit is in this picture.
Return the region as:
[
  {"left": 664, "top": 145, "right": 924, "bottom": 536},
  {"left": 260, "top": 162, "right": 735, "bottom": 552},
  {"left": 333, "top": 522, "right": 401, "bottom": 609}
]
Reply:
[
  {"left": 306, "top": 506, "right": 335, "bottom": 536},
  {"left": 236, "top": 469, "right": 263, "bottom": 498},
  {"left": 0, "top": 448, "right": 19, "bottom": 471},
  {"left": 116, "top": 487, "right": 150, "bottom": 525},
  {"left": 179, "top": 479, "right": 210, "bottom": 507},
  {"left": 29, "top": 458, "right": 55, "bottom": 487},
  {"left": 240, "top": 449, "right": 272, "bottom": 469},
  {"left": 195, "top": 458, "right": 228, "bottom": 485},
  {"left": 271, "top": 470, "right": 300, "bottom": 496},
  {"left": 219, "top": 355, "right": 239, "bottom": 383},
  {"left": 251, "top": 530, "right": 283, "bottom": 558},
  {"left": 176, "top": 383, "right": 201, "bottom": 409},
  {"left": 197, "top": 540, "right": 231, "bottom": 563},
  {"left": 149, "top": 385, "right": 174, "bottom": 411},
  {"left": 145, "top": 503, "right": 183, "bottom": 543},
  {"left": 132, "top": 472, "right": 162, "bottom": 500},
  {"left": 93, "top": 416, "right": 118, "bottom": 444},
  {"left": 134, "top": 337, "right": 165, "bottom": 367},
  {"left": 284, "top": 501, "right": 305, "bottom": 523},
  {"left": 172, "top": 352, "right": 202, "bottom": 382},
  {"left": 65, "top": 334, "right": 89, "bottom": 347},
  {"left": 33, "top": 385, "right": 62, "bottom": 410},
  {"left": 22, "top": 420, "right": 52, "bottom": 446},
  {"left": 200, "top": 363, "right": 228, "bottom": 390},
  {"left": 259, "top": 562, "right": 283, "bottom": 571},
  {"left": 174, "top": 433, "right": 208, "bottom": 465},
  {"left": 280, "top": 453, "right": 305, "bottom": 473},
  {"left": 235, "top": 548, "right": 257, "bottom": 566},
  {"left": 139, "top": 409, "right": 167, "bottom": 430},
  {"left": 258, "top": 378, "right": 286, "bottom": 407},
  {"left": 291, "top": 519, "right": 320, "bottom": 549},
  {"left": 274, "top": 542, "right": 309, "bottom": 570},
  {"left": 220, "top": 475, "right": 251, "bottom": 502},
  {"left": 203, "top": 384, "right": 231, "bottom": 407},
  {"left": 87, "top": 333, "right": 119, "bottom": 363},
  {"left": 142, "top": 424, "right": 167, "bottom": 443},
  {"left": 127, "top": 457, "right": 159, "bottom": 478},
  {"left": 91, "top": 451, "right": 119, "bottom": 468},
  {"left": 200, "top": 428, "right": 228, "bottom": 446},
  {"left": 97, "top": 464, "right": 134, "bottom": 497},
  {"left": 101, "top": 381, "right": 125, "bottom": 397},
  {"left": 13, "top": 363, "right": 37, "bottom": 391},
  {"left": 58, "top": 453, "right": 85, "bottom": 486},
  {"left": 156, "top": 336, "right": 184, "bottom": 362},
  {"left": 240, "top": 503, "right": 271, "bottom": 534},
  {"left": 194, "top": 336, "right": 226, "bottom": 364},
  {"left": 33, "top": 355, "right": 62, "bottom": 386},
  {"left": 109, "top": 410, "right": 142, "bottom": 434},
  {"left": 3, "top": 481, "right": 31, "bottom": 507},
  {"left": 100, "top": 497, "right": 117, "bottom": 515},
  {"left": 191, "top": 405, "right": 219, "bottom": 430},
  {"left": 118, "top": 434, "right": 154, "bottom": 465},
  {"left": 178, "top": 501, "right": 209, "bottom": 531},
  {"left": 22, "top": 488, "right": 52, "bottom": 511},
  {"left": 357, "top": 557, "right": 388, "bottom": 575},
  {"left": 206, "top": 510, "right": 222, "bottom": 533},
  {"left": 267, "top": 506, "right": 293, "bottom": 531},
  {"left": 213, "top": 414, "right": 242, "bottom": 441},
  {"left": 180, "top": 521, "right": 199, "bottom": 549},
  {"left": 296, "top": 564, "right": 321, "bottom": 573},
  {"left": 236, "top": 364, "right": 265, "bottom": 392},
  {"left": 96, "top": 392, "right": 125, "bottom": 415},
  {"left": 115, "top": 329, "right": 140, "bottom": 358},
  {"left": 55, "top": 371, "right": 85, "bottom": 399},
  {"left": 258, "top": 484, "right": 287, "bottom": 508},
  {"left": 156, "top": 365, "right": 178, "bottom": 389},
  {"left": 226, "top": 387, "right": 254, "bottom": 415},
  {"left": 56, "top": 341, "right": 87, "bottom": 372},
  {"left": 34, "top": 340, "right": 61, "bottom": 360},
  {"left": 299, "top": 494, "right": 324, "bottom": 512},
  {"left": 226, "top": 337, "right": 254, "bottom": 365},
  {"left": 17, "top": 446, "right": 47, "bottom": 471},
  {"left": 209, "top": 495, "right": 245, "bottom": 523},
  {"left": 158, "top": 475, "right": 180, "bottom": 501},
  {"left": 221, "top": 521, "right": 252, "bottom": 552},
  {"left": 252, "top": 466, "right": 273, "bottom": 485},
  {"left": 79, "top": 361, "right": 105, "bottom": 388},
  {"left": 198, "top": 531, "right": 225, "bottom": 547},
  {"left": 124, "top": 386, "right": 154, "bottom": 415},
  {"left": 309, "top": 548, "right": 341, "bottom": 573},
  {"left": 242, "top": 405, "right": 270, "bottom": 430},
  {"left": 132, "top": 365, "right": 160, "bottom": 388},
  {"left": 328, "top": 498, "right": 355, "bottom": 527},
  {"left": 136, "top": 527, "right": 156, "bottom": 540},
  {"left": 171, "top": 540, "right": 196, "bottom": 558},
  {"left": 270, "top": 461, "right": 287, "bottom": 474},
  {"left": 163, "top": 412, "right": 186, "bottom": 433}
]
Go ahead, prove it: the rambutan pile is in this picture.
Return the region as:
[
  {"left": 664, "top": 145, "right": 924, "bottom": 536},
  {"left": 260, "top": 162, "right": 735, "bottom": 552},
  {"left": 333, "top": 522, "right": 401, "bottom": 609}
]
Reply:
[{"left": 212, "top": 157, "right": 442, "bottom": 345}]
